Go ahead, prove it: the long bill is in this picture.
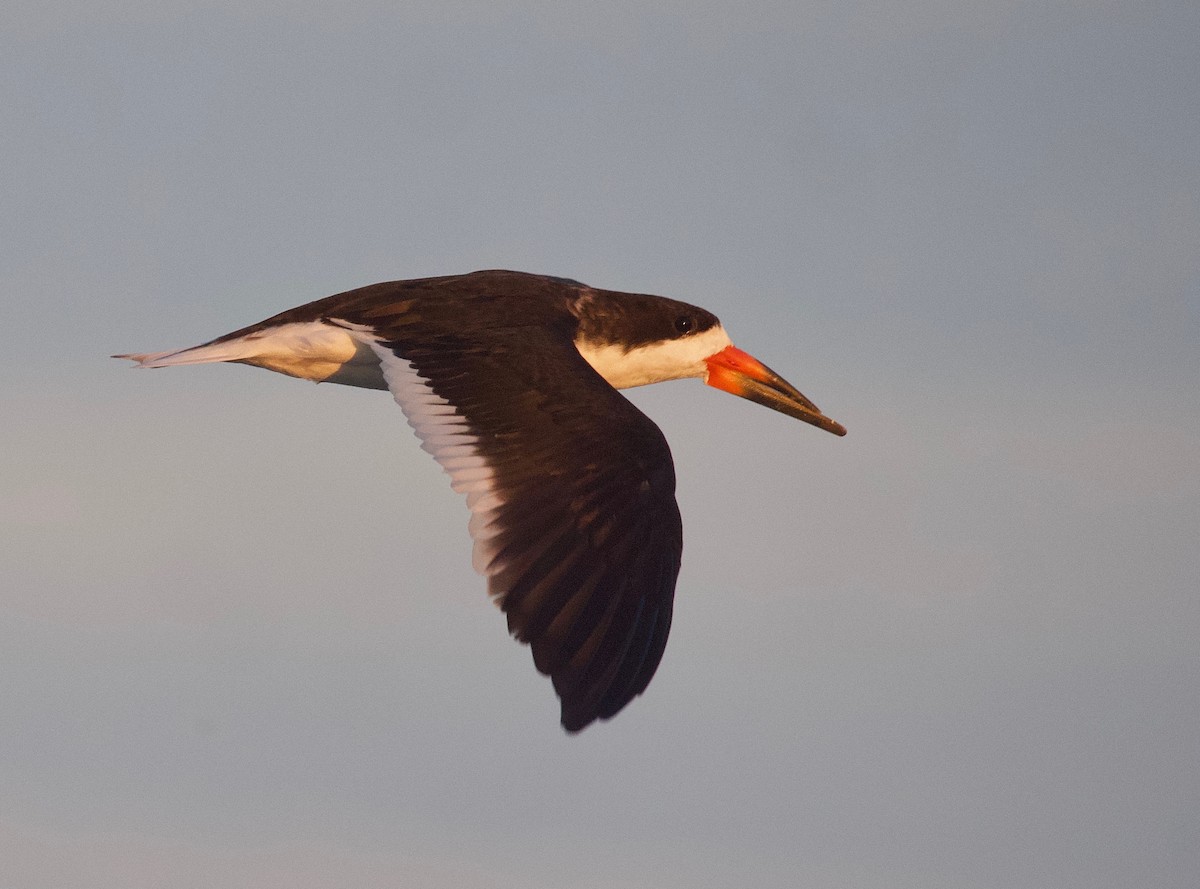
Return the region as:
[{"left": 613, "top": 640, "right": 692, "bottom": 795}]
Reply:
[{"left": 704, "top": 345, "right": 847, "bottom": 437}]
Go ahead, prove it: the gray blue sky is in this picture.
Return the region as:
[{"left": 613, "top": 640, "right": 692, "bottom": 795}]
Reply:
[{"left": 3, "top": 2, "right": 1198, "bottom": 887}]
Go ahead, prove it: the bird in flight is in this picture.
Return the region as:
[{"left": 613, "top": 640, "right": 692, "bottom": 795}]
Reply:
[{"left": 116, "top": 269, "right": 845, "bottom": 732}]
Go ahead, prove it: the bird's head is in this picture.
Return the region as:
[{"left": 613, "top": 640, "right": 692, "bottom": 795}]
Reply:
[{"left": 573, "top": 292, "right": 846, "bottom": 437}]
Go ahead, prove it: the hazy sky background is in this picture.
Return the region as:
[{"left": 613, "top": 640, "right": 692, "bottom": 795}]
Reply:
[{"left": 3, "top": 2, "right": 1198, "bottom": 887}]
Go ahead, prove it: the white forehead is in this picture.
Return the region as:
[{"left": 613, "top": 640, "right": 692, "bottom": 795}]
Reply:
[{"left": 574, "top": 324, "right": 733, "bottom": 389}]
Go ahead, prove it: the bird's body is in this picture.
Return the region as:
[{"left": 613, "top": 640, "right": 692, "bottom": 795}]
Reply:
[{"left": 117, "top": 269, "right": 844, "bottom": 731}]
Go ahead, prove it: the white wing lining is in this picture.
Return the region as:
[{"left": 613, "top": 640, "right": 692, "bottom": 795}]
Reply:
[{"left": 337, "top": 322, "right": 507, "bottom": 579}]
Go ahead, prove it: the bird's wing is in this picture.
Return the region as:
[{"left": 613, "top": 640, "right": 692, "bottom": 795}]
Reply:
[{"left": 341, "top": 320, "right": 682, "bottom": 732}]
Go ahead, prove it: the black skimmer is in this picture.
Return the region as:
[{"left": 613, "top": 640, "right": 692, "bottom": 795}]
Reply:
[{"left": 116, "top": 270, "right": 845, "bottom": 732}]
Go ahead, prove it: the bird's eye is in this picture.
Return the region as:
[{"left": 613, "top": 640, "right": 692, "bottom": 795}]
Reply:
[{"left": 674, "top": 315, "right": 694, "bottom": 334}]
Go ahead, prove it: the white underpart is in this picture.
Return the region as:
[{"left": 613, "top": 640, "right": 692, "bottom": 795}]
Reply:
[
  {"left": 120, "top": 316, "right": 731, "bottom": 581},
  {"left": 574, "top": 323, "right": 733, "bottom": 389},
  {"left": 118, "top": 321, "right": 388, "bottom": 389},
  {"left": 328, "top": 323, "right": 507, "bottom": 580},
  {"left": 120, "top": 317, "right": 502, "bottom": 575}
]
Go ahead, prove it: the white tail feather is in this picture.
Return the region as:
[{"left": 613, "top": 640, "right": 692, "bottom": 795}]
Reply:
[
  {"left": 113, "top": 341, "right": 264, "bottom": 368},
  {"left": 113, "top": 320, "right": 381, "bottom": 386}
]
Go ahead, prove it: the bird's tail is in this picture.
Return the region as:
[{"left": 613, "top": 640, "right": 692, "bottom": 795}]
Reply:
[
  {"left": 113, "top": 321, "right": 385, "bottom": 387},
  {"left": 112, "top": 338, "right": 265, "bottom": 369},
  {"left": 112, "top": 338, "right": 262, "bottom": 368}
]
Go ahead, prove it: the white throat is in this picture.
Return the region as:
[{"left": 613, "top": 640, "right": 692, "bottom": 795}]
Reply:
[{"left": 574, "top": 324, "right": 732, "bottom": 389}]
